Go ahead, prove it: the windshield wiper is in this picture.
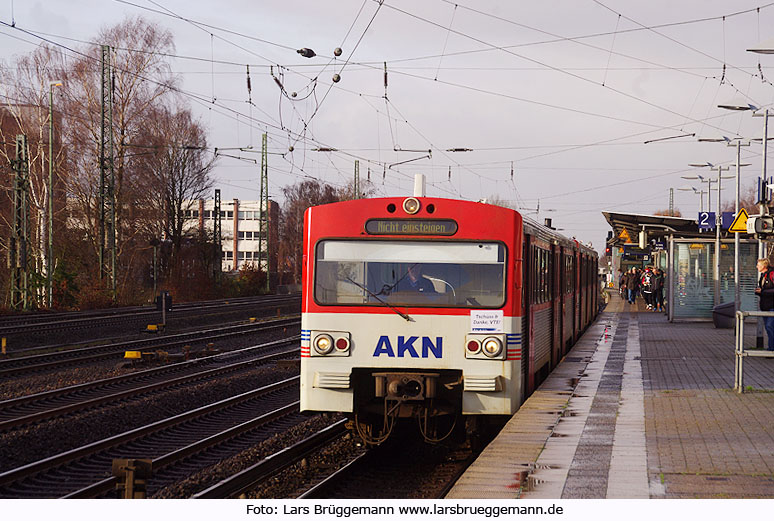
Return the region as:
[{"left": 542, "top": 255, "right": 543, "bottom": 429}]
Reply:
[{"left": 345, "top": 277, "right": 413, "bottom": 322}]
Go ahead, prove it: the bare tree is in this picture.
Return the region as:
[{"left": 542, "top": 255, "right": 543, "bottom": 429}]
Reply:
[
  {"left": 0, "top": 44, "right": 68, "bottom": 306},
  {"left": 653, "top": 209, "right": 683, "bottom": 217},
  {"left": 279, "top": 180, "right": 341, "bottom": 284},
  {"left": 132, "top": 105, "right": 215, "bottom": 257},
  {"left": 484, "top": 194, "right": 517, "bottom": 209},
  {"left": 62, "top": 16, "right": 177, "bottom": 284}
]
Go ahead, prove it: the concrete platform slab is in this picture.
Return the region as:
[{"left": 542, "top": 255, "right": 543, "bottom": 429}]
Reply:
[{"left": 446, "top": 303, "right": 774, "bottom": 499}]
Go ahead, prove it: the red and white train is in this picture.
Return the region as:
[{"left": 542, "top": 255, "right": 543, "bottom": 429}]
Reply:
[{"left": 300, "top": 189, "right": 599, "bottom": 444}]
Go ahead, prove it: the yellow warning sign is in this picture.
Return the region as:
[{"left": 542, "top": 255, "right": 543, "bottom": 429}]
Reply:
[
  {"left": 618, "top": 228, "right": 631, "bottom": 242},
  {"left": 729, "top": 208, "right": 749, "bottom": 233}
]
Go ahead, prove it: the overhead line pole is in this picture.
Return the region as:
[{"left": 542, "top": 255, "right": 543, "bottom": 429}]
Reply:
[
  {"left": 732, "top": 140, "right": 749, "bottom": 314},
  {"left": 214, "top": 188, "right": 222, "bottom": 279},
  {"left": 259, "top": 132, "right": 269, "bottom": 293},
  {"left": 10, "top": 135, "right": 29, "bottom": 310},
  {"left": 99, "top": 45, "right": 116, "bottom": 301},
  {"left": 48, "top": 80, "right": 62, "bottom": 308}
]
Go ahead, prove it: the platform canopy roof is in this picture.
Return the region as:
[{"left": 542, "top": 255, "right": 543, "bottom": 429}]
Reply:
[{"left": 602, "top": 211, "right": 700, "bottom": 246}]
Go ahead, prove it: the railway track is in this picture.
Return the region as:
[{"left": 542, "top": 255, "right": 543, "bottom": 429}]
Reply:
[
  {"left": 0, "top": 316, "right": 300, "bottom": 378},
  {"left": 0, "top": 337, "right": 300, "bottom": 432},
  {"left": 191, "top": 425, "right": 476, "bottom": 499},
  {"left": 0, "top": 377, "right": 304, "bottom": 498},
  {"left": 0, "top": 294, "right": 300, "bottom": 350},
  {"left": 298, "top": 437, "right": 477, "bottom": 499},
  {"left": 0, "top": 295, "right": 291, "bottom": 329},
  {"left": 192, "top": 420, "right": 349, "bottom": 499}
]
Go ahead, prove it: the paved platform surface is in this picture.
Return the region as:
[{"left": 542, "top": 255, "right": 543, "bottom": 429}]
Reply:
[{"left": 447, "top": 293, "right": 774, "bottom": 499}]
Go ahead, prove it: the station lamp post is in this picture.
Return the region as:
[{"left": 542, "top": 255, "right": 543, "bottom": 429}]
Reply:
[
  {"left": 685, "top": 163, "right": 733, "bottom": 306},
  {"left": 730, "top": 144, "right": 751, "bottom": 312},
  {"left": 747, "top": 44, "right": 774, "bottom": 259},
  {"left": 48, "top": 80, "right": 62, "bottom": 308},
  {"left": 680, "top": 174, "right": 718, "bottom": 212},
  {"left": 677, "top": 186, "right": 706, "bottom": 212},
  {"left": 698, "top": 130, "right": 752, "bottom": 313}
]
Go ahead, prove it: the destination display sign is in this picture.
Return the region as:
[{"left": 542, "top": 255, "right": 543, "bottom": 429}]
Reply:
[
  {"left": 365, "top": 219, "right": 458, "bottom": 236},
  {"left": 622, "top": 244, "right": 650, "bottom": 262}
]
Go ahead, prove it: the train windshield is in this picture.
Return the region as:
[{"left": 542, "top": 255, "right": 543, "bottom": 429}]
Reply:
[{"left": 314, "top": 240, "right": 506, "bottom": 308}]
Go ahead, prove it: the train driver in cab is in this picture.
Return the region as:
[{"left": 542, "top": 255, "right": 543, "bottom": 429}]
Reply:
[{"left": 395, "top": 264, "right": 436, "bottom": 293}]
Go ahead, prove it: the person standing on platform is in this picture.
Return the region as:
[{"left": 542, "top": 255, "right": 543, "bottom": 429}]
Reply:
[
  {"left": 618, "top": 269, "right": 627, "bottom": 300},
  {"left": 640, "top": 266, "right": 655, "bottom": 310},
  {"left": 625, "top": 267, "right": 639, "bottom": 304},
  {"left": 654, "top": 268, "right": 665, "bottom": 312},
  {"left": 755, "top": 258, "right": 774, "bottom": 351}
]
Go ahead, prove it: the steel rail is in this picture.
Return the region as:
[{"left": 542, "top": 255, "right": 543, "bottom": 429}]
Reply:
[
  {"left": 191, "top": 419, "right": 349, "bottom": 499},
  {"left": 297, "top": 440, "right": 478, "bottom": 499},
  {"left": 0, "top": 316, "right": 300, "bottom": 378},
  {"left": 64, "top": 401, "right": 303, "bottom": 499},
  {"left": 0, "top": 376, "right": 300, "bottom": 489},
  {"left": 0, "top": 295, "right": 300, "bottom": 339},
  {"left": 0, "top": 341, "right": 300, "bottom": 431},
  {"left": 0, "top": 294, "right": 298, "bottom": 329},
  {"left": 298, "top": 452, "right": 368, "bottom": 498}
]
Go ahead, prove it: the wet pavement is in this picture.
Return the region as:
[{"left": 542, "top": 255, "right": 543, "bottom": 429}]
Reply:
[{"left": 447, "top": 294, "right": 774, "bottom": 499}]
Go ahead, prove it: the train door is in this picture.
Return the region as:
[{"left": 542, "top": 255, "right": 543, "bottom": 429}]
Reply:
[
  {"left": 583, "top": 255, "right": 590, "bottom": 328},
  {"left": 578, "top": 253, "right": 589, "bottom": 328},
  {"left": 561, "top": 248, "right": 572, "bottom": 353},
  {"left": 551, "top": 245, "right": 561, "bottom": 367},
  {"left": 575, "top": 249, "right": 581, "bottom": 340},
  {"left": 522, "top": 234, "right": 532, "bottom": 394}
]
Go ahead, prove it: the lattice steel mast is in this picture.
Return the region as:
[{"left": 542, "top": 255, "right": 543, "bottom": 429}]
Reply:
[
  {"left": 9, "top": 135, "right": 30, "bottom": 310},
  {"left": 99, "top": 45, "right": 116, "bottom": 300}
]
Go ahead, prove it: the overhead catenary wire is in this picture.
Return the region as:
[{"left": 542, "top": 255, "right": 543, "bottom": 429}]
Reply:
[
  {"left": 375, "top": 0, "right": 753, "bottom": 136},
  {"left": 3, "top": 2, "right": 772, "bottom": 221},
  {"left": 1, "top": 12, "right": 753, "bottom": 145},
  {"left": 0, "top": 22, "right": 404, "bottom": 198}
]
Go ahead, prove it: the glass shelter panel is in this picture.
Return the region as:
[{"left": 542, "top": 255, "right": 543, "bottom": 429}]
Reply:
[
  {"left": 314, "top": 240, "right": 506, "bottom": 308},
  {"left": 672, "top": 240, "right": 759, "bottom": 319}
]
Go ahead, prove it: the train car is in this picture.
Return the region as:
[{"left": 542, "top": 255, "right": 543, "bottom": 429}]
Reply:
[{"left": 300, "top": 189, "right": 598, "bottom": 444}]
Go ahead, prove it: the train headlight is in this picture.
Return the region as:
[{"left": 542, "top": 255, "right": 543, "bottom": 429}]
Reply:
[
  {"left": 313, "top": 334, "right": 334, "bottom": 355},
  {"left": 482, "top": 337, "right": 503, "bottom": 358},
  {"left": 402, "top": 197, "right": 421, "bottom": 215}
]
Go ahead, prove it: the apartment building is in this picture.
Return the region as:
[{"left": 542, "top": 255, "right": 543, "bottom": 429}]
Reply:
[{"left": 184, "top": 198, "right": 279, "bottom": 274}]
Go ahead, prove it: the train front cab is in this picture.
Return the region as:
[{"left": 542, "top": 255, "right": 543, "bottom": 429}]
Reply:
[{"left": 300, "top": 198, "right": 526, "bottom": 443}]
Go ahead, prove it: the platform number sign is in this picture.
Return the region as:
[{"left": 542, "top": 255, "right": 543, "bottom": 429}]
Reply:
[{"left": 698, "top": 212, "right": 716, "bottom": 231}]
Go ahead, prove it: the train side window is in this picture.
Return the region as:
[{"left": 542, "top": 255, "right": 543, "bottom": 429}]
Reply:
[
  {"left": 544, "top": 249, "right": 549, "bottom": 303},
  {"left": 540, "top": 249, "right": 545, "bottom": 303},
  {"left": 538, "top": 248, "right": 546, "bottom": 304},
  {"left": 548, "top": 250, "right": 553, "bottom": 301},
  {"left": 531, "top": 245, "right": 536, "bottom": 304},
  {"left": 541, "top": 249, "right": 545, "bottom": 303},
  {"left": 533, "top": 246, "right": 540, "bottom": 304}
]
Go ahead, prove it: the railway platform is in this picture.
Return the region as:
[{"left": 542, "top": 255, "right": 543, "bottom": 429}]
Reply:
[{"left": 447, "top": 293, "right": 774, "bottom": 499}]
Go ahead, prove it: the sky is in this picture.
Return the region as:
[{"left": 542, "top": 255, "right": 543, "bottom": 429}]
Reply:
[{"left": 3, "top": 0, "right": 774, "bottom": 253}]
